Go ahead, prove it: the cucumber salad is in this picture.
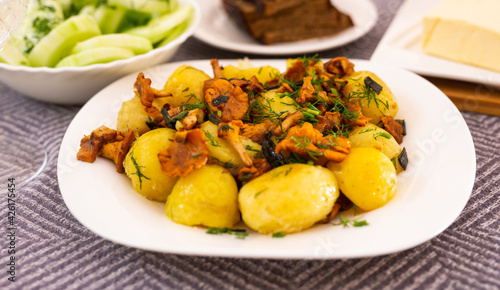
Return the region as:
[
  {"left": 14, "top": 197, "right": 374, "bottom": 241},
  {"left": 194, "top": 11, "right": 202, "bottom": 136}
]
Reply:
[{"left": 0, "top": 0, "right": 193, "bottom": 68}]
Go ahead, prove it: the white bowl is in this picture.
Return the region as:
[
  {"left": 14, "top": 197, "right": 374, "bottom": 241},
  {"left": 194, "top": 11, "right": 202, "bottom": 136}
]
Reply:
[{"left": 0, "top": 0, "right": 200, "bottom": 105}]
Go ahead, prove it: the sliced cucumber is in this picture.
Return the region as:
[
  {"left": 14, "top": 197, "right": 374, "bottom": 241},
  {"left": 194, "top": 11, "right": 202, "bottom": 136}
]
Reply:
[
  {"left": 78, "top": 5, "right": 96, "bottom": 16},
  {"left": 55, "top": 46, "right": 134, "bottom": 67},
  {"left": 108, "top": 0, "right": 178, "bottom": 14},
  {"left": 0, "top": 43, "right": 30, "bottom": 66},
  {"left": 94, "top": 4, "right": 127, "bottom": 34},
  {"left": 28, "top": 14, "right": 101, "bottom": 67},
  {"left": 125, "top": 3, "right": 192, "bottom": 44},
  {"left": 71, "top": 34, "right": 153, "bottom": 55},
  {"left": 156, "top": 18, "right": 189, "bottom": 47}
]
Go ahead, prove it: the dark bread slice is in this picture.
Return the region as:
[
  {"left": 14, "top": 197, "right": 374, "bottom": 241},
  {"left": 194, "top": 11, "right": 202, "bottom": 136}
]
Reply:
[
  {"left": 253, "top": 0, "right": 307, "bottom": 16},
  {"left": 222, "top": 0, "right": 353, "bottom": 44}
]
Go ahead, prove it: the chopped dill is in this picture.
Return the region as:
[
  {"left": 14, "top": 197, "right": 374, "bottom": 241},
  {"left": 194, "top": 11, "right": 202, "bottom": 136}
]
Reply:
[
  {"left": 330, "top": 215, "right": 369, "bottom": 228},
  {"left": 254, "top": 188, "right": 267, "bottom": 197},
  {"left": 244, "top": 145, "right": 261, "bottom": 153},
  {"left": 179, "top": 94, "right": 204, "bottom": 111},
  {"left": 358, "top": 128, "right": 376, "bottom": 134},
  {"left": 248, "top": 97, "right": 288, "bottom": 125},
  {"left": 297, "top": 53, "right": 320, "bottom": 66},
  {"left": 129, "top": 152, "right": 150, "bottom": 190},
  {"left": 348, "top": 77, "right": 389, "bottom": 112},
  {"left": 218, "top": 124, "right": 233, "bottom": 132},
  {"left": 207, "top": 227, "right": 249, "bottom": 239},
  {"left": 209, "top": 157, "right": 238, "bottom": 169},
  {"left": 290, "top": 136, "right": 322, "bottom": 160},
  {"left": 373, "top": 132, "right": 392, "bottom": 139},
  {"left": 204, "top": 130, "right": 220, "bottom": 147},
  {"left": 272, "top": 232, "right": 286, "bottom": 238}
]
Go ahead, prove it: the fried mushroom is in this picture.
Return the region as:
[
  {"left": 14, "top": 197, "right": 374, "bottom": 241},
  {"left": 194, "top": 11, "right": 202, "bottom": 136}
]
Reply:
[{"left": 158, "top": 129, "right": 210, "bottom": 178}]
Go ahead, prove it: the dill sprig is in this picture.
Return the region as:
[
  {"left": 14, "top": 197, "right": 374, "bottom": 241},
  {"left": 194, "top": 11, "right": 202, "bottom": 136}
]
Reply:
[
  {"left": 179, "top": 94, "right": 205, "bottom": 111},
  {"left": 248, "top": 97, "right": 288, "bottom": 125},
  {"left": 347, "top": 77, "right": 389, "bottom": 112},
  {"left": 207, "top": 227, "right": 249, "bottom": 239},
  {"left": 204, "top": 130, "right": 220, "bottom": 147},
  {"left": 129, "top": 152, "right": 150, "bottom": 189},
  {"left": 290, "top": 136, "right": 322, "bottom": 160}
]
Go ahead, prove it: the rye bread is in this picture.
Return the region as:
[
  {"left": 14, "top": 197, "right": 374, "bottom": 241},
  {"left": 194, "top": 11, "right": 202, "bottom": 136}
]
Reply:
[{"left": 222, "top": 0, "right": 353, "bottom": 44}]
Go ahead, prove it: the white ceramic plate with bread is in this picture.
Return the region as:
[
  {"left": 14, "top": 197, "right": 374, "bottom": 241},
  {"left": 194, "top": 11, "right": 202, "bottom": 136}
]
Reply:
[{"left": 193, "top": 0, "right": 378, "bottom": 55}]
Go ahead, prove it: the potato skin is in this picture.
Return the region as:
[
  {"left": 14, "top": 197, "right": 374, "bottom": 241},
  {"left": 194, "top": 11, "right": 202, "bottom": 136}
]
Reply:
[
  {"left": 221, "top": 65, "right": 280, "bottom": 85},
  {"left": 239, "top": 164, "right": 339, "bottom": 234},
  {"left": 200, "top": 121, "right": 261, "bottom": 170},
  {"left": 162, "top": 65, "right": 210, "bottom": 108},
  {"left": 342, "top": 71, "right": 398, "bottom": 124},
  {"left": 257, "top": 91, "right": 297, "bottom": 117},
  {"left": 124, "top": 128, "right": 179, "bottom": 202},
  {"left": 116, "top": 95, "right": 169, "bottom": 137},
  {"left": 349, "top": 123, "right": 401, "bottom": 160},
  {"left": 327, "top": 147, "right": 397, "bottom": 211},
  {"left": 165, "top": 165, "right": 240, "bottom": 228}
]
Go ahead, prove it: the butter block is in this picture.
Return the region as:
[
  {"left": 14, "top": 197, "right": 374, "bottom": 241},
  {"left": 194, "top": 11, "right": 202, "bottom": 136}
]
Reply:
[{"left": 422, "top": 0, "right": 500, "bottom": 73}]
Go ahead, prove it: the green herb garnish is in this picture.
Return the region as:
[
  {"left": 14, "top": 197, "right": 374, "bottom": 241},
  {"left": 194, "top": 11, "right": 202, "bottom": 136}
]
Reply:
[
  {"left": 331, "top": 215, "right": 369, "bottom": 228},
  {"left": 272, "top": 232, "right": 286, "bottom": 238},
  {"left": 207, "top": 227, "right": 249, "bottom": 239},
  {"left": 129, "top": 152, "right": 150, "bottom": 190}
]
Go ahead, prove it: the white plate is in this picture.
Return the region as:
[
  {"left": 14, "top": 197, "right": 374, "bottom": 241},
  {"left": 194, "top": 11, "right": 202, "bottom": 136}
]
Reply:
[
  {"left": 371, "top": 0, "right": 500, "bottom": 87},
  {"left": 193, "top": 0, "right": 378, "bottom": 55},
  {"left": 57, "top": 59, "right": 475, "bottom": 259}
]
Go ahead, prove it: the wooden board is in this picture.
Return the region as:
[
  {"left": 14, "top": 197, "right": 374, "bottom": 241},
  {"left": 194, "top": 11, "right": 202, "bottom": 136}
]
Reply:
[{"left": 425, "top": 77, "right": 500, "bottom": 116}]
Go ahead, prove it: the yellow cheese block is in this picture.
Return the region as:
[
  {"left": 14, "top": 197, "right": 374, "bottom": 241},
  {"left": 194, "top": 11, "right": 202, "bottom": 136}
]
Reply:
[{"left": 422, "top": 0, "right": 500, "bottom": 73}]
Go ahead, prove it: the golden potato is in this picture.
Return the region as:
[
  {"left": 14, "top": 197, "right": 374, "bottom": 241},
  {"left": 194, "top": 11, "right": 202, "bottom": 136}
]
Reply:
[
  {"left": 165, "top": 164, "right": 240, "bottom": 228},
  {"left": 239, "top": 164, "right": 339, "bottom": 234},
  {"left": 327, "top": 147, "right": 397, "bottom": 211},
  {"left": 342, "top": 71, "right": 398, "bottom": 124},
  {"left": 200, "top": 121, "right": 262, "bottom": 170},
  {"left": 116, "top": 95, "right": 169, "bottom": 137},
  {"left": 124, "top": 128, "right": 179, "bottom": 202},
  {"left": 255, "top": 91, "right": 297, "bottom": 120},
  {"left": 349, "top": 123, "right": 401, "bottom": 160},
  {"left": 221, "top": 64, "right": 280, "bottom": 85},
  {"left": 163, "top": 65, "right": 210, "bottom": 107}
]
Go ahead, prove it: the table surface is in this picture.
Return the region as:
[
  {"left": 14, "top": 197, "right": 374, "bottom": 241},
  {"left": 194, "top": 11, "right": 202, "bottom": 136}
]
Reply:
[{"left": 1, "top": 0, "right": 499, "bottom": 289}]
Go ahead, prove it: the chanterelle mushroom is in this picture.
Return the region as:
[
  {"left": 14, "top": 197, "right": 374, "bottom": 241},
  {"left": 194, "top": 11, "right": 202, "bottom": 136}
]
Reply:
[{"left": 158, "top": 129, "right": 210, "bottom": 178}]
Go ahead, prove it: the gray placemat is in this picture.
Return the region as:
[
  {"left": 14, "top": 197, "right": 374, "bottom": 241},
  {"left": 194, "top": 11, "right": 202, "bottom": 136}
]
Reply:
[{"left": 1, "top": 0, "right": 499, "bottom": 289}]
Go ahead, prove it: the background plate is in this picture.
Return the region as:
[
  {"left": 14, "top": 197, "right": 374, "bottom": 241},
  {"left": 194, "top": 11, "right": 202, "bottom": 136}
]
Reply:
[
  {"left": 370, "top": 0, "right": 500, "bottom": 87},
  {"left": 58, "top": 59, "right": 475, "bottom": 259},
  {"left": 193, "top": 0, "right": 378, "bottom": 55}
]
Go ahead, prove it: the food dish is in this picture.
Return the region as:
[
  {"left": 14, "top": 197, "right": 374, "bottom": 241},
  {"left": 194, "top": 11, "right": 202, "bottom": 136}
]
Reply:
[
  {"left": 193, "top": 0, "right": 377, "bottom": 55},
  {"left": 371, "top": 0, "right": 500, "bottom": 87},
  {"left": 58, "top": 59, "right": 475, "bottom": 259},
  {"left": 0, "top": 0, "right": 200, "bottom": 105}
]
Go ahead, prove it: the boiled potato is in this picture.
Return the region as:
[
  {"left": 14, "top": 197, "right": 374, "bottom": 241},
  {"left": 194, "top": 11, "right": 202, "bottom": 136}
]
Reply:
[
  {"left": 163, "top": 65, "right": 210, "bottom": 107},
  {"left": 116, "top": 94, "right": 169, "bottom": 137},
  {"left": 349, "top": 123, "right": 401, "bottom": 160},
  {"left": 255, "top": 91, "right": 297, "bottom": 119},
  {"left": 221, "top": 64, "right": 280, "bottom": 85},
  {"left": 327, "top": 147, "right": 397, "bottom": 211},
  {"left": 200, "top": 121, "right": 261, "bottom": 170},
  {"left": 342, "top": 71, "right": 398, "bottom": 124},
  {"left": 124, "top": 128, "right": 179, "bottom": 202},
  {"left": 165, "top": 164, "right": 240, "bottom": 228},
  {"left": 239, "top": 164, "right": 339, "bottom": 234}
]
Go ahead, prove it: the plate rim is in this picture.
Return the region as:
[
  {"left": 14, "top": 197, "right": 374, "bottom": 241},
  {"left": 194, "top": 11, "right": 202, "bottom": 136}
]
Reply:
[{"left": 57, "top": 58, "right": 476, "bottom": 259}]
